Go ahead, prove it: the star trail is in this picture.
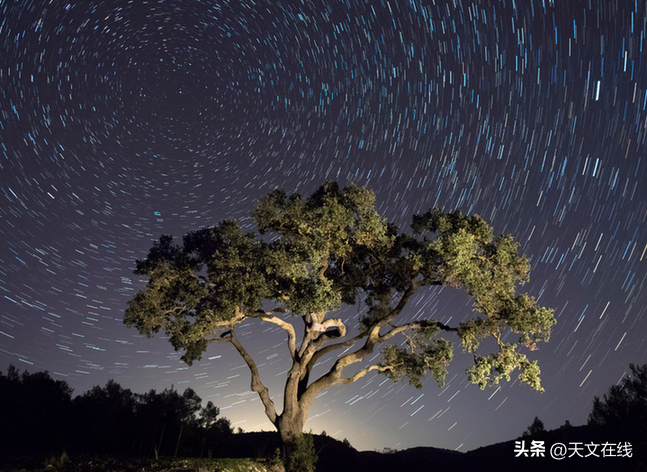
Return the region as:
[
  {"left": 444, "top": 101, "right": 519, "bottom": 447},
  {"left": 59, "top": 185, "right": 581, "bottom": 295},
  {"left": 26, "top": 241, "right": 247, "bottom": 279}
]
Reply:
[{"left": 1, "top": 0, "right": 646, "bottom": 453}]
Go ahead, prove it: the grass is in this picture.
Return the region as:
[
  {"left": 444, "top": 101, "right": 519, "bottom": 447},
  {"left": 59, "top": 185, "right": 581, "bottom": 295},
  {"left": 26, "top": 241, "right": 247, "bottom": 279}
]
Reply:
[{"left": 0, "top": 454, "right": 278, "bottom": 472}]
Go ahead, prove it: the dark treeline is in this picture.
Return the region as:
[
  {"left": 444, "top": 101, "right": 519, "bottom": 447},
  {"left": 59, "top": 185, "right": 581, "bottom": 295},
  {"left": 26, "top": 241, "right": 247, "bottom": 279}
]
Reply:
[
  {"left": 1, "top": 362, "right": 645, "bottom": 471},
  {"left": 0, "top": 365, "right": 232, "bottom": 458}
]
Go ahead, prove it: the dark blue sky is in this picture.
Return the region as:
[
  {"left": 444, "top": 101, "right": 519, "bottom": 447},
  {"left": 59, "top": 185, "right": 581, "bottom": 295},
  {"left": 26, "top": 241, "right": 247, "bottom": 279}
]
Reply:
[{"left": 1, "top": 0, "right": 646, "bottom": 452}]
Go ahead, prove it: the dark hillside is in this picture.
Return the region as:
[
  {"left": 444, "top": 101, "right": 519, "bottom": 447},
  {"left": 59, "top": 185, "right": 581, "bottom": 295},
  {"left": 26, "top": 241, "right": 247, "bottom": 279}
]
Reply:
[
  {"left": 226, "top": 425, "right": 641, "bottom": 472},
  {"left": 463, "top": 424, "right": 640, "bottom": 472}
]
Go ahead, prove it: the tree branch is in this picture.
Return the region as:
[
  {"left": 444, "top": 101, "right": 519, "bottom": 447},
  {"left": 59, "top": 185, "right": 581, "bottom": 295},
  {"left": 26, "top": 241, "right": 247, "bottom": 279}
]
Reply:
[
  {"left": 189, "top": 270, "right": 216, "bottom": 288},
  {"left": 297, "top": 318, "right": 348, "bottom": 385},
  {"left": 379, "top": 319, "right": 459, "bottom": 343},
  {"left": 339, "top": 364, "right": 394, "bottom": 385},
  {"left": 307, "top": 329, "right": 367, "bottom": 367},
  {"left": 299, "top": 283, "right": 420, "bottom": 407},
  {"left": 254, "top": 309, "right": 297, "bottom": 360},
  {"left": 222, "top": 330, "right": 277, "bottom": 426},
  {"left": 207, "top": 306, "right": 248, "bottom": 331},
  {"left": 297, "top": 313, "right": 323, "bottom": 359},
  {"left": 297, "top": 312, "right": 346, "bottom": 361}
]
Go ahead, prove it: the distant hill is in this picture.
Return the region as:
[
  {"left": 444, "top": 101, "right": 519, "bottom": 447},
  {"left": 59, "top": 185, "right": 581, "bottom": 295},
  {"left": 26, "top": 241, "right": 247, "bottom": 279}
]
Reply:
[
  {"left": 228, "top": 424, "right": 642, "bottom": 472},
  {"left": 463, "top": 424, "right": 640, "bottom": 472},
  {"left": 0, "top": 425, "right": 641, "bottom": 471}
]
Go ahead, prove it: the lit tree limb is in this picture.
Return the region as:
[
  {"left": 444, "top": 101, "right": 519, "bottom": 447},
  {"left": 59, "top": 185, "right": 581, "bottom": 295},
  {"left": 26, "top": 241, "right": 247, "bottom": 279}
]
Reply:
[
  {"left": 253, "top": 309, "right": 298, "bottom": 360},
  {"left": 379, "top": 319, "right": 459, "bottom": 343},
  {"left": 339, "top": 363, "right": 393, "bottom": 385},
  {"left": 299, "top": 284, "right": 419, "bottom": 407},
  {"left": 222, "top": 330, "right": 277, "bottom": 426}
]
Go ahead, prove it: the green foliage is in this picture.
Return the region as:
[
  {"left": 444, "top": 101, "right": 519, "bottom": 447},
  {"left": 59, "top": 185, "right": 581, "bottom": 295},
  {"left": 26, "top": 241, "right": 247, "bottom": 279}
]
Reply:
[
  {"left": 124, "top": 219, "right": 270, "bottom": 365},
  {"left": 283, "top": 433, "right": 318, "bottom": 472},
  {"left": 379, "top": 329, "right": 454, "bottom": 388},
  {"left": 125, "top": 181, "right": 555, "bottom": 392},
  {"left": 466, "top": 343, "right": 544, "bottom": 391},
  {"left": 408, "top": 208, "right": 555, "bottom": 390},
  {"left": 268, "top": 448, "right": 283, "bottom": 469},
  {"left": 125, "top": 182, "right": 396, "bottom": 364}
]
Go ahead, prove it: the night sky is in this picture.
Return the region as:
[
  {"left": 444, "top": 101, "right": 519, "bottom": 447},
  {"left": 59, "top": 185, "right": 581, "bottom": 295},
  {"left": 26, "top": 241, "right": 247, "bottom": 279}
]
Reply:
[{"left": 1, "top": 0, "right": 647, "bottom": 453}]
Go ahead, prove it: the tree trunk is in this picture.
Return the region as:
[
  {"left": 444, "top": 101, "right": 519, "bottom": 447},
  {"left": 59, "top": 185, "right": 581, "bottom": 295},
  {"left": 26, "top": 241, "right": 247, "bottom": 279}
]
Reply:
[
  {"left": 174, "top": 422, "right": 184, "bottom": 457},
  {"left": 277, "top": 411, "right": 317, "bottom": 472},
  {"left": 277, "top": 409, "right": 304, "bottom": 443},
  {"left": 155, "top": 423, "right": 165, "bottom": 460}
]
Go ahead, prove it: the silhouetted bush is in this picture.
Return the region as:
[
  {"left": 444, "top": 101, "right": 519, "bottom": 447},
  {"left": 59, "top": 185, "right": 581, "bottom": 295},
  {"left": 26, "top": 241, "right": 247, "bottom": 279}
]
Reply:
[{"left": 521, "top": 416, "right": 546, "bottom": 437}]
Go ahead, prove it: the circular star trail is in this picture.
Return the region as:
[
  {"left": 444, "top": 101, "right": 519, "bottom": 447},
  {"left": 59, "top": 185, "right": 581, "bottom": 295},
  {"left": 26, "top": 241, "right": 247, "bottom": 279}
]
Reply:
[{"left": 1, "top": 0, "right": 646, "bottom": 452}]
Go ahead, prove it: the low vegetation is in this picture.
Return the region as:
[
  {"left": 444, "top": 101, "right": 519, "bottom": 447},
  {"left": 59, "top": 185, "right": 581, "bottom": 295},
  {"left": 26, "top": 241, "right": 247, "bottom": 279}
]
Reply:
[
  {"left": 1, "top": 361, "right": 644, "bottom": 471},
  {"left": 1, "top": 455, "right": 277, "bottom": 472}
]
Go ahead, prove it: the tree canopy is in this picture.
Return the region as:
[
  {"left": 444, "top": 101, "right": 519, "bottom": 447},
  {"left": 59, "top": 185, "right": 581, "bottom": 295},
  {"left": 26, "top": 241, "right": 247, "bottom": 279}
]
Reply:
[{"left": 125, "top": 181, "right": 555, "bottom": 470}]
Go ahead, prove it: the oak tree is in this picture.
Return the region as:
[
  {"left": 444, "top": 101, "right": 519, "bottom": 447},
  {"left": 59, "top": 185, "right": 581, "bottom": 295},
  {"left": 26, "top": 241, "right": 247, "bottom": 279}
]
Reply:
[{"left": 125, "top": 181, "right": 555, "bottom": 470}]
